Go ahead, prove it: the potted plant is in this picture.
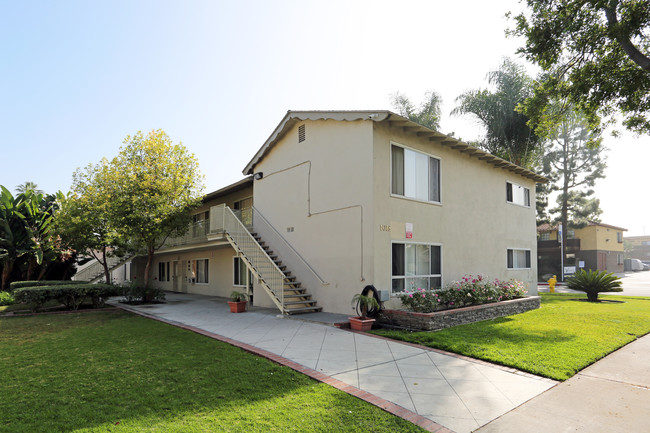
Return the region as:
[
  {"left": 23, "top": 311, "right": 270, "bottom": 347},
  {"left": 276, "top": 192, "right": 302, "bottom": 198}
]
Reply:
[
  {"left": 349, "top": 293, "right": 381, "bottom": 331},
  {"left": 228, "top": 290, "right": 249, "bottom": 313}
]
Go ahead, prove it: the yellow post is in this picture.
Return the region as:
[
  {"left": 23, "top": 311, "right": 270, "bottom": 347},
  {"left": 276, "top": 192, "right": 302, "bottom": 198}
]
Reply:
[{"left": 548, "top": 275, "right": 557, "bottom": 293}]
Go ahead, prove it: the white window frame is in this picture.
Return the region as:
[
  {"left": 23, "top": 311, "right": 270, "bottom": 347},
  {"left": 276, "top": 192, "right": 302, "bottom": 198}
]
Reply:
[
  {"left": 390, "top": 142, "right": 441, "bottom": 204},
  {"left": 507, "top": 248, "right": 532, "bottom": 270},
  {"left": 190, "top": 258, "right": 209, "bottom": 284},
  {"left": 506, "top": 181, "right": 530, "bottom": 208},
  {"left": 391, "top": 241, "right": 443, "bottom": 295},
  {"left": 538, "top": 232, "right": 550, "bottom": 241}
]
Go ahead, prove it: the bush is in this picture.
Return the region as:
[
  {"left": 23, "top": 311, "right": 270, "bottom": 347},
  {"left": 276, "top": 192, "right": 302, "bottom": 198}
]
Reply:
[
  {"left": 566, "top": 269, "right": 623, "bottom": 302},
  {"left": 9, "top": 280, "right": 86, "bottom": 292},
  {"left": 0, "top": 291, "right": 14, "bottom": 306},
  {"left": 13, "top": 284, "right": 118, "bottom": 311},
  {"left": 120, "top": 283, "right": 166, "bottom": 304},
  {"left": 399, "top": 275, "right": 528, "bottom": 313}
]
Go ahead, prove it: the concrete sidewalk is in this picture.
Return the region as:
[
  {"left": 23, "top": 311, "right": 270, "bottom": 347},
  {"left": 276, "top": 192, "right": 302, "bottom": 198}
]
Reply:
[
  {"left": 109, "top": 292, "right": 555, "bottom": 433},
  {"left": 476, "top": 333, "right": 650, "bottom": 432}
]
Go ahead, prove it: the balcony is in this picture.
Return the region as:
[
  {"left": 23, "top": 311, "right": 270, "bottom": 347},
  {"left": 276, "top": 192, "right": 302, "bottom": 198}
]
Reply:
[
  {"left": 537, "top": 238, "right": 581, "bottom": 252},
  {"left": 163, "top": 205, "right": 253, "bottom": 249}
]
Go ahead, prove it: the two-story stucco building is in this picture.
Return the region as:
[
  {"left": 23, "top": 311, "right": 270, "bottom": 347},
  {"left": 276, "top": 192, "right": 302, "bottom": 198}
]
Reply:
[{"left": 102, "top": 110, "right": 546, "bottom": 315}]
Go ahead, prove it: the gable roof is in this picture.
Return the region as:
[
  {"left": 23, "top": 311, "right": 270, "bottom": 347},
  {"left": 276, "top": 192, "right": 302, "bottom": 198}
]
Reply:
[{"left": 242, "top": 110, "right": 548, "bottom": 183}]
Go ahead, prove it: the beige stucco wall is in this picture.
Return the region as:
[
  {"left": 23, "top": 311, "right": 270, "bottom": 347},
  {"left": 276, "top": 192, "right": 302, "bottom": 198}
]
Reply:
[
  {"left": 371, "top": 122, "right": 539, "bottom": 308},
  {"left": 252, "top": 119, "right": 376, "bottom": 314}
]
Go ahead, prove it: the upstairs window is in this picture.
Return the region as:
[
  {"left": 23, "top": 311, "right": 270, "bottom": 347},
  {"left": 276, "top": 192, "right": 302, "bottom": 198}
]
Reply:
[
  {"left": 391, "top": 144, "right": 440, "bottom": 203},
  {"left": 617, "top": 232, "right": 623, "bottom": 243},
  {"left": 506, "top": 182, "right": 530, "bottom": 207}
]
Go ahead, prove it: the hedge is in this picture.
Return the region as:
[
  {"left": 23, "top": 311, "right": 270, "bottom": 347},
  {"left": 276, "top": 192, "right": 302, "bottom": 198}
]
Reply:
[
  {"left": 9, "top": 280, "right": 87, "bottom": 291},
  {"left": 13, "top": 284, "right": 118, "bottom": 311}
]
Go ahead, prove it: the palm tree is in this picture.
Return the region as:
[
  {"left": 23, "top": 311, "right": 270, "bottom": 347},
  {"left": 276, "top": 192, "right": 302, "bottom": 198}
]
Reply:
[
  {"left": 452, "top": 58, "right": 541, "bottom": 168},
  {"left": 390, "top": 90, "right": 443, "bottom": 130},
  {"left": 15, "top": 181, "right": 43, "bottom": 195}
]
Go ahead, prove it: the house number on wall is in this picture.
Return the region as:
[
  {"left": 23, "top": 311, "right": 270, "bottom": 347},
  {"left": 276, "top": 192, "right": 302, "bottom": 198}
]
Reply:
[{"left": 379, "top": 225, "right": 391, "bottom": 232}]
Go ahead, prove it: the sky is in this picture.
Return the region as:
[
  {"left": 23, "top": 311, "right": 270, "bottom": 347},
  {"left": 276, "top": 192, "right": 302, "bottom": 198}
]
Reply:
[{"left": 1, "top": 0, "right": 648, "bottom": 235}]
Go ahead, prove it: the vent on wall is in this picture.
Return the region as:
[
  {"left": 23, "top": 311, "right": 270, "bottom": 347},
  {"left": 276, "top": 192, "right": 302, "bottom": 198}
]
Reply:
[{"left": 298, "top": 124, "right": 306, "bottom": 143}]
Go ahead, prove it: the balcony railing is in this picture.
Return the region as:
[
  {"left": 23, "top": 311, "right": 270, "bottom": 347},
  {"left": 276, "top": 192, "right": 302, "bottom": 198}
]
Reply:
[{"left": 164, "top": 219, "right": 211, "bottom": 247}]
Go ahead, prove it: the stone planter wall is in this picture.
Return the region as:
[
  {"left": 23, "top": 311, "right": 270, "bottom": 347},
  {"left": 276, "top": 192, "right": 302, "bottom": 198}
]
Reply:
[{"left": 378, "top": 296, "right": 541, "bottom": 331}]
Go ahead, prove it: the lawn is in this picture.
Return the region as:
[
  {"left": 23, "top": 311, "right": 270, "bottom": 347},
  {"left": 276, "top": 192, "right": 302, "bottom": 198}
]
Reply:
[
  {"left": 0, "top": 311, "right": 424, "bottom": 433},
  {"left": 371, "top": 293, "right": 650, "bottom": 381}
]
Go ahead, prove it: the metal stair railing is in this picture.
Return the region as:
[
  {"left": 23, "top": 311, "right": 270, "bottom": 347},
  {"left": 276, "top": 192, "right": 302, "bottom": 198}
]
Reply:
[
  {"left": 251, "top": 206, "right": 328, "bottom": 286},
  {"left": 73, "top": 253, "right": 131, "bottom": 282},
  {"left": 210, "top": 204, "right": 286, "bottom": 313}
]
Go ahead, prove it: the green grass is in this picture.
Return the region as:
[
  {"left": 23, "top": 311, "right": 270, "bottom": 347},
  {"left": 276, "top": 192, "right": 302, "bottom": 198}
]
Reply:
[
  {"left": 371, "top": 293, "right": 650, "bottom": 381},
  {"left": 0, "top": 311, "right": 424, "bottom": 433}
]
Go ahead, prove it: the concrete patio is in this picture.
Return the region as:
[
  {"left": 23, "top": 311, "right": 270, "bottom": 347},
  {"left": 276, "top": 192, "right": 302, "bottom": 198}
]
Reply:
[{"left": 109, "top": 292, "right": 556, "bottom": 433}]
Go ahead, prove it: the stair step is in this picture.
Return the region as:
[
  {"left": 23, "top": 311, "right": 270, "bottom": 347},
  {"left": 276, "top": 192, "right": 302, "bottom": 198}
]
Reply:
[
  {"left": 283, "top": 300, "right": 318, "bottom": 306},
  {"left": 284, "top": 282, "right": 301, "bottom": 288},
  {"left": 283, "top": 288, "right": 306, "bottom": 293},
  {"left": 283, "top": 293, "right": 312, "bottom": 299},
  {"left": 284, "top": 276, "right": 297, "bottom": 281},
  {"left": 285, "top": 306, "right": 323, "bottom": 315}
]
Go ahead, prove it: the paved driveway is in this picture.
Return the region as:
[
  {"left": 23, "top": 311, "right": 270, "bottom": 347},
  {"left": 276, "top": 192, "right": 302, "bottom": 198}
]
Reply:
[
  {"left": 110, "top": 293, "right": 556, "bottom": 433},
  {"left": 540, "top": 271, "right": 650, "bottom": 297}
]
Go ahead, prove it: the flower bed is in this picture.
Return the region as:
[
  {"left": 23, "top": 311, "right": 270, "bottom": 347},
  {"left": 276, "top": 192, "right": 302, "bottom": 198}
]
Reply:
[
  {"left": 379, "top": 275, "right": 538, "bottom": 331},
  {"left": 378, "top": 296, "right": 541, "bottom": 331}
]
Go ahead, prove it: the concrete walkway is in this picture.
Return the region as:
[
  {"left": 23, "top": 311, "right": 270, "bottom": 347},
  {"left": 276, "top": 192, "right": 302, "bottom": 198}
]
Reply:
[
  {"left": 109, "top": 293, "right": 555, "bottom": 433},
  {"left": 476, "top": 333, "right": 650, "bottom": 433}
]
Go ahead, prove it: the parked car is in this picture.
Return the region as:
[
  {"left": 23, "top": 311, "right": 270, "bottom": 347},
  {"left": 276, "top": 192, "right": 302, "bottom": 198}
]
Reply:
[{"left": 642, "top": 261, "right": 650, "bottom": 271}]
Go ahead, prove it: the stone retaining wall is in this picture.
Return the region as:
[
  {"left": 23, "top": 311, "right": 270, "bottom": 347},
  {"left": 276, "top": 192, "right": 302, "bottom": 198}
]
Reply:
[{"left": 378, "top": 296, "right": 541, "bottom": 331}]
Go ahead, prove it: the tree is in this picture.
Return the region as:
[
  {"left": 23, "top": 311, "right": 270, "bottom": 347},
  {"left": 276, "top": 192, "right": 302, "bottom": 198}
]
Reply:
[
  {"left": 541, "top": 109, "right": 607, "bottom": 278},
  {"left": 107, "top": 130, "right": 204, "bottom": 292},
  {"left": 509, "top": 0, "right": 650, "bottom": 135},
  {"left": 452, "top": 58, "right": 542, "bottom": 168},
  {"left": 390, "top": 90, "right": 442, "bottom": 130},
  {"left": 15, "top": 181, "right": 44, "bottom": 195},
  {"left": 56, "top": 160, "right": 121, "bottom": 284}
]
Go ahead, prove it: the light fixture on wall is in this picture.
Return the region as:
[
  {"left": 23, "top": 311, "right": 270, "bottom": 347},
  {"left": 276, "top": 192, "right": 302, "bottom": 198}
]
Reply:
[{"left": 253, "top": 172, "right": 263, "bottom": 180}]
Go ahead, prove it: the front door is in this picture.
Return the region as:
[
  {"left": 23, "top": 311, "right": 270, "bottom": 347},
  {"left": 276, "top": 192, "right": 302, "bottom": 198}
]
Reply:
[{"left": 598, "top": 253, "right": 607, "bottom": 271}]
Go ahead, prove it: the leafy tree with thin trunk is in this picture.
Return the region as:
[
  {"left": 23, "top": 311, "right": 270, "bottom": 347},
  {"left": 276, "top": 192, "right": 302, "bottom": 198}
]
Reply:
[
  {"left": 452, "top": 58, "right": 542, "bottom": 168},
  {"left": 509, "top": 0, "right": 650, "bottom": 136},
  {"left": 56, "top": 160, "right": 121, "bottom": 284},
  {"left": 107, "top": 130, "right": 204, "bottom": 295},
  {"left": 390, "top": 90, "right": 442, "bottom": 130}
]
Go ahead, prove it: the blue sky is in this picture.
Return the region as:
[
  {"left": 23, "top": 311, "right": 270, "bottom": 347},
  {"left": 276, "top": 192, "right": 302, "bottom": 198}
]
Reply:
[{"left": 1, "top": 0, "right": 648, "bottom": 235}]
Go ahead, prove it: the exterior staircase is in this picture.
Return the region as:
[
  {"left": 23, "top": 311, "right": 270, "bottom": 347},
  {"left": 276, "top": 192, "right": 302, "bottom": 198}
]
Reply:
[
  {"left": 211, "top": 204, "right": 322, "bottom": 315},
  {"left": 73, "top": 253, "right": 132, "bottom": 283},
  {"left": 250, "top": 232, "right": 322, "bottom": 314}
]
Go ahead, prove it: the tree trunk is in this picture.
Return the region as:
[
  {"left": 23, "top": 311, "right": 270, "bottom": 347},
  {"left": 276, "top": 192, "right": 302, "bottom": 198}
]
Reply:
[
  {"left": 101, "top": 246, "right": 111, "bottom": 284},
  {"left": 604, "top": 2, "right": 650, "bottom": 72},
  {"left": 561, "top": 135, "right": 570, "bottom": 282},
  {"left": 143, "top": 247, "right": 154, "bottom": 302},
  {"left": 26, "top": 257, "right": 37, "bottom": 281},
  {"left": 1, "top": 261, "right": 13, "bottom": 291}
]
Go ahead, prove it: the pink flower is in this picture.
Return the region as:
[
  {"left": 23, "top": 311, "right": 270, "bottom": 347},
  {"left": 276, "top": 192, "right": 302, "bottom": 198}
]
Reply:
[{"left": 408, "top": 294, "right": 413, "bottom": 298}]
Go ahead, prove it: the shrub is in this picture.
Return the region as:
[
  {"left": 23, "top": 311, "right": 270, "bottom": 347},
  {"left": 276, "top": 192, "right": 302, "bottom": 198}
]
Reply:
[
  {"left": 13, "top": 284, "right": 118, "bottom": 311},
  {"left": 566, "top": 269, "right": 623, "bottom": 302},
  {"left": 0, "top": 291, "right": 14, "bottom": 306},
  {"left": 120, "top": 284, "right": 166, "bottom": 304},
  {"left": 9, "top": 280, "right": 86, "bottom": 292},
  {"left": 399, "top": 275, "right": 528, "bottom": 313}
]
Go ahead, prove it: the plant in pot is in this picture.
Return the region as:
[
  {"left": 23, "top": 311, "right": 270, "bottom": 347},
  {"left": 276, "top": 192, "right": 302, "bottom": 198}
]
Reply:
[
  {"left": 350, "top": 293, "right": 381, "bottom": 331},
  {"left": 228, "top": 290, "right": 249, "bottom": 313}
]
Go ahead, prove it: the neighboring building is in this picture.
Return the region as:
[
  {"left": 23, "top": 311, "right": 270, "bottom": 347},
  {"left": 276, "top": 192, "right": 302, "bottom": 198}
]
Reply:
[
  {"left": 101, "top": 110, "right": 547, "bottom": 315},
  {"left": 537, "top": 222, "right": 626, "bottom": 280},
  {"left": 626, "top": 235, "right": 650, "bottom": 263}
]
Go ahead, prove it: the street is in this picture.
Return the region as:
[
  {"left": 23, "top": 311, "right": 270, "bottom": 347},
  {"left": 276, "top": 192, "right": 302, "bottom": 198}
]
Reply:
[{"left": 539, "top": 270, "right": 650, "bottom": 297}]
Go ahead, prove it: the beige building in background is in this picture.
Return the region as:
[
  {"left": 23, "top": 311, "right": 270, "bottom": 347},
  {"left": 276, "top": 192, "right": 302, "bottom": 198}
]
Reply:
[{"left": 118, "top": 110, "right": 545, "bottom": 315}]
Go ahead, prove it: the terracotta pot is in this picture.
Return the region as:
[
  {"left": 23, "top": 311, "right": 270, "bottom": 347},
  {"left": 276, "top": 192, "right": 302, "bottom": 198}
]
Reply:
[
  {"left": 349, "top": 316, "right": 375, "bottom": 331},
  {"left": 228, "top": 301, "right": 247, "bottom": 313}
]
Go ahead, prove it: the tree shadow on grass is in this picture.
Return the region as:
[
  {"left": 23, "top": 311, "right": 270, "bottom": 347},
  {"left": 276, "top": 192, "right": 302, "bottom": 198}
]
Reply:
[{"left": 0, "top": 311, "right": 422, "bottom": 433}]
